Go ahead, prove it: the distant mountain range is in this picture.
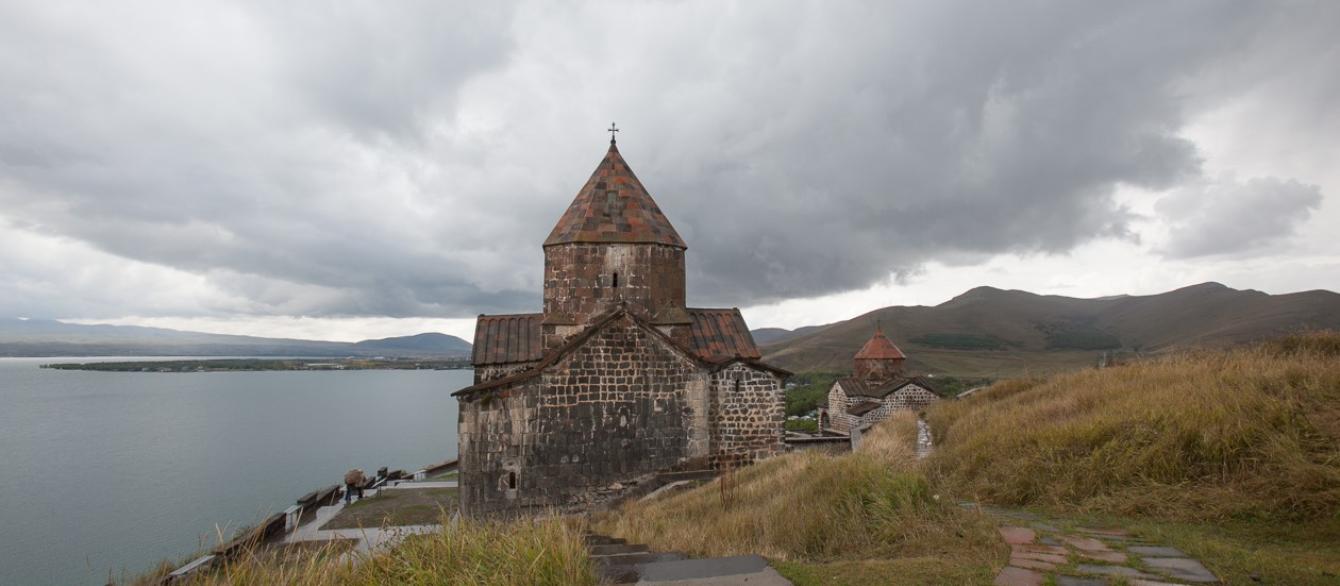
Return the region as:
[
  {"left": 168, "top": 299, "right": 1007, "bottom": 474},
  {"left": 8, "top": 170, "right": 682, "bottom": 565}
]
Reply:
[
  {"left": 755, "top": 282, "right": 1340, "bottom": 377},
  {"left": 0, "top": 319, "right": 472, "bottom": 358}
]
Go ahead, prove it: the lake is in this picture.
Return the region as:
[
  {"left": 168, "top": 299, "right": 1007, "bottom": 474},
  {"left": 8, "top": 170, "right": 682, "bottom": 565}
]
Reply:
[{"left": 0, "top": 357, "right": 467, "bottom": 586}]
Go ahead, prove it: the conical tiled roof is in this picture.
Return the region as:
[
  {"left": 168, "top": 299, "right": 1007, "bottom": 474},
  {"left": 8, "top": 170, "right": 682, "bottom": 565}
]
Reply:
[
  {"left": 855, "top": 324, "right": 907, "bottom": 360},
  {"left": 543, "top": 143, "right": 686, "bottom": 248}
]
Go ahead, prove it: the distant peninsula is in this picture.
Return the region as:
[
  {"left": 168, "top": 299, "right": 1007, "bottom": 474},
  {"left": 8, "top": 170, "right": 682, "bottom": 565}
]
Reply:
[
  {"left": 0, "top": 319, "right": 472, "bottom": 358},
  {"left": 42, "top": 357, "right": 471, "bottom": 372}
]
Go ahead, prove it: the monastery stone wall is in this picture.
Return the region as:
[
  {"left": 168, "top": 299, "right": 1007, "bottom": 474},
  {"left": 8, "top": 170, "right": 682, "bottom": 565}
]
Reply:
[
  {"left": 474, "top": 362, "right": 536, "bottom": 384},
  {"left": 458, "top": 316, "right": 709, "bottom": 517},
  {"left": 709, "top": 363, "right": 786, "bottom": 468},
  {"left": 829, "top": 382, "right": 941, "bottom": 432},
  {"left": 827, "top": 382, "right": 854, "bottom": 432},
  {"left": 854, "top": 357, "right": 902, "bottom": 381},
  {"left": 886, "top": 384, "right": 938, "bottom": 411},
  {"left": 542, "top": 243, "right": 686, "bottom": 335}
]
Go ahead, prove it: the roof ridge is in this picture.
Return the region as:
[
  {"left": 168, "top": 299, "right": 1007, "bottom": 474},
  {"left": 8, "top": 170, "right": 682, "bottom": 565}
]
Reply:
[{"left": 457, "top": 307, "right": 790, "bottom": 396}]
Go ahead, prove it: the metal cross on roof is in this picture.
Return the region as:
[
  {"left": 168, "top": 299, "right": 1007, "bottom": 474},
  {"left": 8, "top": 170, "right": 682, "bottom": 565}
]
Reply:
[{"left": 608, "top": 122, "right": 619, "bottom": 144}]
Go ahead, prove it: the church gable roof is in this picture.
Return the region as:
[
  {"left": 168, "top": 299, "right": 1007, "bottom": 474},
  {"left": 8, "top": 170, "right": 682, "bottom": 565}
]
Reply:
[
  {"left": 471, "top": 307, "right": 762, "bottom": 367},
  {"left": 836, "top": 375, "right": 937, "bottom": 399},
  {"left": 472, "top": 313, "right": 543, "bottom": 366},
  {"left": 458, "top": 305, "right": 787, "bottom": 397},
  {"left": 685, "top": 308, "right": 761, "bottom": 362},
  {"left": 457, "top": 307, "right": 698, "bottom": 397},
  {"left": 543, "top": 143, "right": 686, "bottom": 249}
]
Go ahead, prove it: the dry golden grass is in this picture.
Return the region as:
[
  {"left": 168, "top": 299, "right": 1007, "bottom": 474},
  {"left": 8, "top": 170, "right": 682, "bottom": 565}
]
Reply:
[
  {"left": 596, "top": 411, "right": 1003, "bottom": 575},
  {"left": 165, "top": 515, "right": 597, "bottom": 586},
  {"left": 925, "top": 332, "right": 1340, "bottom": 522}
]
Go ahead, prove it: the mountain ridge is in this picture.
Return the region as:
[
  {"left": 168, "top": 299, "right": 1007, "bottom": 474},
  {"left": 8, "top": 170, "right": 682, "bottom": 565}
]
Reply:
[{"left": 755, "top": 282, "right": 1340, "bottom": 376}]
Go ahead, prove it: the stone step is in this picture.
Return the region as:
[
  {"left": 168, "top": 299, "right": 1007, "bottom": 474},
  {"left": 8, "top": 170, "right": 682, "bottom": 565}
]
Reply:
[
  {"left": 636, "top": 555, "right": 789, "bottom": 585},
  {"left": 656, "top": 469, "right": 718, "bottom": 483},
  {"left": 593, "top": 551, "right": 687, "bottom": 567},
  {"left": 588, "top": 542, "right": 650, "bottom": 556},
  {"left": 583, "top": 533, "right": 626, "bottom": 545},
  {"left": 596, "top": 552, "right": 690, "bottom": 585}
]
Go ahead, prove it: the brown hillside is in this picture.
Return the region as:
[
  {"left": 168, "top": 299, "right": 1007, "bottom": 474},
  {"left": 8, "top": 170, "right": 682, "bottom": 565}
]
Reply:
[{"left": 759, "top": 282, "right": 1340, "bottom": 376}]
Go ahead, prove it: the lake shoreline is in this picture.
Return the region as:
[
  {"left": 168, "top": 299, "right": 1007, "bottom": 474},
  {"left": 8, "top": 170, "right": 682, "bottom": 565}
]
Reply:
[{"left": 41, "top": 357, "right": 471, "bottom": 372}]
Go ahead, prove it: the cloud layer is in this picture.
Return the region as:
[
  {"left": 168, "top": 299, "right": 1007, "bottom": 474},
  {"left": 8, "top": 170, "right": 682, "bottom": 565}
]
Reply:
[{"left": 0, "top": 1, "right": 1335, "bottom": 321}]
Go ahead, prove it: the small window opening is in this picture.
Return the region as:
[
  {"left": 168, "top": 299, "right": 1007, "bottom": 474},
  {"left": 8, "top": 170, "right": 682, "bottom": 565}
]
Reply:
[
  {"left": 612, "top": 272, "right": 619, "bottom": 288},
  {"left": 507, "top": 471, "right": 517, "bottom": 490},
  {"left": 733, "top": 377, "right": 741, "bottom": 393}
]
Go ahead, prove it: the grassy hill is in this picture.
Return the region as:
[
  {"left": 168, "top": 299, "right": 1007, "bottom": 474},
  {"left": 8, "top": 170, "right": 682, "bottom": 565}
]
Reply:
[
  {"left": 926, "top": 331, "right": 1340, "bottom": 522},
  {"left": 597, "top": 333, "right": 1340, "bottom": 584},
  {"left": 759, "top": 282, "right": 1340, "bottom": 377}
]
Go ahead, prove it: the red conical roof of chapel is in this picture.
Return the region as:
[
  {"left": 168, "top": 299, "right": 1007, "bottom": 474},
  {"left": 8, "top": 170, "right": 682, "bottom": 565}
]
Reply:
[
  {"left": 543, "top": 142, "right": 686, "bottom": 249},
  {"left": 855, "top": 324, "right": 907, "bottom": 360}
]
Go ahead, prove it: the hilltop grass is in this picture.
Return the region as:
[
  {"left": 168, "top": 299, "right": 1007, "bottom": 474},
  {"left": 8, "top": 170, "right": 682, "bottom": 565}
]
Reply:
[
  {"left": 925, "top": 331, "right": 1340, "bottom": 522},
  {"left": 595, "top": 411, "right": 1005, "bottom": 583},
  {"left": 140, "top": 515, "right": 596, "bottom": 586}
]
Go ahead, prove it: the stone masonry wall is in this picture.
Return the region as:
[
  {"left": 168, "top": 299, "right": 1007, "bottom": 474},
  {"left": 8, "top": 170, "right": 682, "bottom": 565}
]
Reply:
[
  {"left": 458, "top": 315, "right": 709, "bottom": 517},
  {"left": 885, "top": 384, "right": 939, "bottom": 411},
  {"left": 542, "top": 243, "right": 686, "bottom": 335},
  {"left": 854, "top": 357, "right": 904, "bottom": 382},
  {"left": 853, "top": 384, "right": 941, "bottom": 430},
  {"left": 828, "top": 382, "right": 854, "bottom": 432},
  {"left": 710, "top": 363, "right": 785, "bottom": 468},
  {"left": 456, "top": 378, "right": 534, "bottom": 517},
  {"left": 474, "top": 362, "right": 538, "bottom": 384}
]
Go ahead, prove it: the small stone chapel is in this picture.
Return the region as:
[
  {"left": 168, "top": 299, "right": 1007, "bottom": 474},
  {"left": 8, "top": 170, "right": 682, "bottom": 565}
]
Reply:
[
  {"left": 820, "top": 324, "right": 939, "bottom": 433},
  {"left": 453, "top": 134, "right": 788, "bottom": 517}
]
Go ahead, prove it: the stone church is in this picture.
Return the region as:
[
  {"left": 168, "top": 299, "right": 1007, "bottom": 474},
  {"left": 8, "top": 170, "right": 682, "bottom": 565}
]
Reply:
[
  {"left": 453, "top": 137, "right": 788, "bottom": 517},
  {"left": 819, "top": 325, "right": 939, "bottom": 433}
]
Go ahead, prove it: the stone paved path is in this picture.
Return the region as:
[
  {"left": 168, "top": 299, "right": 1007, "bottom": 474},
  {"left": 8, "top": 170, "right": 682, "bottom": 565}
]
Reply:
[
  {"left": 283, "top": 499, "right": 442, "bottom": 553},
  {"left": 915, "top": 418, "right": 934, "bottom": 459},
  {"left": 973, "top": 506, "right": 1219, "bottom": 585},
  {"left": 282, "top": 487, "right": 446, "bottom": 555}
]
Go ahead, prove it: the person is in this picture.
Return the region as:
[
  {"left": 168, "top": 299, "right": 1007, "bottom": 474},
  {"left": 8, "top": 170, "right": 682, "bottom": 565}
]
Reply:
[{"left": 343, "top": 468, "right": 365, "bottom": 504}]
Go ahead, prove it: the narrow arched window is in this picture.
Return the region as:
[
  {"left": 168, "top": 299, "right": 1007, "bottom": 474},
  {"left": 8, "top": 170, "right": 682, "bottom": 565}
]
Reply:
[
  {"left": 612, "top": 272, "right": 619, "bottom": 288},
  {"left": 507, "top": 471, "right": 517, "bottom": 490}
]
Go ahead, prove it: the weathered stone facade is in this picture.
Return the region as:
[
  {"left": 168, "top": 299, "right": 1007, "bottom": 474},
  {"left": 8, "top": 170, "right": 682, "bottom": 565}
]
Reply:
[
  {"left": 709, "top": 363, "right": 787, "bottom": 468},
  {"left": 543, "top": 243, "right": 688, "bottom": 334},
  {"left": 458, "top": 314, "right": 715, "bottom": 516},
  {"left": 826, "top": 381, "right": 938, "bottom": 432},
  {"left": 455, "top": 140, "right": 787, "bottom": 517},
  {"left": 820, "top": 325, "right": 939, "bottom": 433}
]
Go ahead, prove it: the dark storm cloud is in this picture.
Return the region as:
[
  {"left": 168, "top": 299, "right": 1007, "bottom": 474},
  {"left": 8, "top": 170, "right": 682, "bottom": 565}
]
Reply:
[{"left": 0, "top": 0, "right": 1334, "bottom": 319}]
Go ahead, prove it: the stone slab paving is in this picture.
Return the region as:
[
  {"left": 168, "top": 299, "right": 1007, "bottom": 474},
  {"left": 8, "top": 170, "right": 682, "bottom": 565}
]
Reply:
[
  {"left": 1142, "top": 557, "right": 1218, "bottom": 583},
  {"left": 980, "top": 508, "right": 1221, "bottom": 586},
  {"left": 636, "top": 555, "right": 791, "bottom": 585},
  {"left": 283, "top": 487, "right": 445, "bottom": 556}
]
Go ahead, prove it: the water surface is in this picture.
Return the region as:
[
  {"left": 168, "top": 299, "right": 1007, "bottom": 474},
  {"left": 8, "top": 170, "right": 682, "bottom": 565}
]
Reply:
[{"left": 0, "top": 357, "right": 465, "bottom": 586}]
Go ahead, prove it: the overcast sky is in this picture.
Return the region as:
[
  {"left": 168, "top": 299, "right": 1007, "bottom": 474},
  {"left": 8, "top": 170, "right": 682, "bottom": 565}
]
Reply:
[{"left": 2, "top": 1, "right": 1338, "bottom": 342}]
